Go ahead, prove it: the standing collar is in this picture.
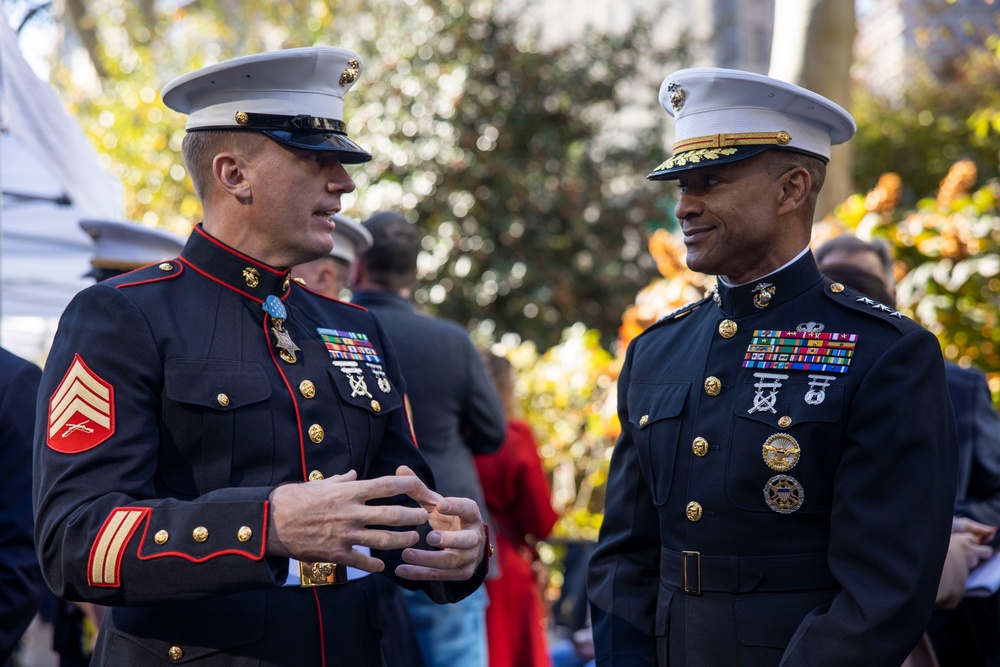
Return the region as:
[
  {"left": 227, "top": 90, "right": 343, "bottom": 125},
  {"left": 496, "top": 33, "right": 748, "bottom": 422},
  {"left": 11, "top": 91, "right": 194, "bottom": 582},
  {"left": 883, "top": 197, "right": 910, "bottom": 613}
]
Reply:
[
  {"left": 179, "top": 224, "right": 291, "bottom": 303},
  {"left": 714, "top": 250, "right": 823, "bottom": 318}
]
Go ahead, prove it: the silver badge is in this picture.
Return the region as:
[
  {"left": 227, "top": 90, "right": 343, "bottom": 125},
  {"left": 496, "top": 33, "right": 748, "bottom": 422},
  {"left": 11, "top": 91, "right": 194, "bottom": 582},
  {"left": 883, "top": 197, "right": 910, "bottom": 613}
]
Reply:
[
  {"left": 804, "top": 374, "right": 837, "bottom": 405},
  {"left": 796, "top": 321, "right": 825, "bottom": 334},
  {"left": 333, "top": 361, "right": 372, "bottom": 398},
  {"left": 748, "top": 373, "right": 789, "bottom": 415},
  {"left": 366, "top": 363, "right": 392, "bottom": 394}
]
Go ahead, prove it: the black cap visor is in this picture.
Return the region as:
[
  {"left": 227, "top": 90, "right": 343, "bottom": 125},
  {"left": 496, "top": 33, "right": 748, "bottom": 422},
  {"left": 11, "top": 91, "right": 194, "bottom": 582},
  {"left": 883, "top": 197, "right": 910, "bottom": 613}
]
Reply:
[
  {"left": 647, "top": 145, "right": 771, "bottom": 181},
  {"left": 263, "top": 130, "right": 372, "bottom": 163}
]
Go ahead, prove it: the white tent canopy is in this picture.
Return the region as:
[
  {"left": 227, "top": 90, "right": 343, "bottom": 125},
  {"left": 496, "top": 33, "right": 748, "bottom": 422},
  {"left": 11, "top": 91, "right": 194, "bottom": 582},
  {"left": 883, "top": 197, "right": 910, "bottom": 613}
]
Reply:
[{"left": 0, "top": 14, "right": 125, "bottom": 362}]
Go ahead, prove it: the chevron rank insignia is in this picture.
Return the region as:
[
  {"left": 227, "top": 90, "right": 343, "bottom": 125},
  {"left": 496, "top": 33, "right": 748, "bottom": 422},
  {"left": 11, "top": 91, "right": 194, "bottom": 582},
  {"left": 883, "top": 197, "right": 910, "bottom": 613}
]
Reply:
[{"left": 47, "top": 354, "right": 116, "bottom": 453}]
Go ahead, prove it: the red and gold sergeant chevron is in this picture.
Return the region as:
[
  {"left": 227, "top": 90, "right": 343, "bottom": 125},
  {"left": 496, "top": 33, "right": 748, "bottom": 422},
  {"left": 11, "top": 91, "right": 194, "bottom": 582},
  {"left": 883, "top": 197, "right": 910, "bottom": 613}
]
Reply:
[{"left": 47, "top": 354, "right": 115, "bottom": 453}]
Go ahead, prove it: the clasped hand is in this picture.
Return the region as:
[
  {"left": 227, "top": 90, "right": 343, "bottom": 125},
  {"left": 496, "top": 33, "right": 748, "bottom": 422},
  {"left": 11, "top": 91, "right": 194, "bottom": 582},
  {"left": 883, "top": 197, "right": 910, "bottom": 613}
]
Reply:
[{"left": 267, "top": 465, "right": 485, "bottom": 581}]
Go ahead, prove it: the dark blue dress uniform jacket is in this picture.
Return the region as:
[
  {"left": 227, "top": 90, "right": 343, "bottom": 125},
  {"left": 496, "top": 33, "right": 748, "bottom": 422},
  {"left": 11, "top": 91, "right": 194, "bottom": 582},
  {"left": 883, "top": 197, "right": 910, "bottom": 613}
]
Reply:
[
  {"left": 588, "top": 252, "right": 958, "bottom": 667},
  {"left": 33, "top": 225, "right": 484, "bottom": 666}
]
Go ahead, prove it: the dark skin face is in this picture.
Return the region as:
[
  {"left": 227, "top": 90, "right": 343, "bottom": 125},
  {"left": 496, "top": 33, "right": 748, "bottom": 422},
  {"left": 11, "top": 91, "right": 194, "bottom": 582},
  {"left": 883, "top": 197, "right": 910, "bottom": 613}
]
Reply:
[{"left": 673, "top": 154, "right": 814, "bottom": 285}]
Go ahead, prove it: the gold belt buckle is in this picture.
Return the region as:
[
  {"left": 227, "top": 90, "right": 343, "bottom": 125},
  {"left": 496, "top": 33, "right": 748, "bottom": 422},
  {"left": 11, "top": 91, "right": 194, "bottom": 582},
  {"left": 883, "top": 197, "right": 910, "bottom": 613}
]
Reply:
[
  {"left": 300, "top": 561, "right": 347, "bottom": 587},
  {"left": 681, "top": 550, "right": 701, "bottom": 595}
]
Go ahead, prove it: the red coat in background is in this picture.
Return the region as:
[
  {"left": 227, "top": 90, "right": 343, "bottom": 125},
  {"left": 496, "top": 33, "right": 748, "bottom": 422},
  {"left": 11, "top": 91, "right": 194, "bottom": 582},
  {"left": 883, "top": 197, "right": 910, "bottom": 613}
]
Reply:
[{"left": 475, "top": 419, "right": 560, "bottom": 667}]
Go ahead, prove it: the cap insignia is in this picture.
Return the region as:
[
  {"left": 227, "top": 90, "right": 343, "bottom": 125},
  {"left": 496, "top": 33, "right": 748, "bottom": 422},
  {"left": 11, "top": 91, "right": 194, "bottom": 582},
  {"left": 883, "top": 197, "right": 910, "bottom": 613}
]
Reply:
[
  {"left": 340, "top": 59, "right": 360, "bottom": 86},
  {"left": 667, "top": 82, "right": 685, "bottom": 111}
]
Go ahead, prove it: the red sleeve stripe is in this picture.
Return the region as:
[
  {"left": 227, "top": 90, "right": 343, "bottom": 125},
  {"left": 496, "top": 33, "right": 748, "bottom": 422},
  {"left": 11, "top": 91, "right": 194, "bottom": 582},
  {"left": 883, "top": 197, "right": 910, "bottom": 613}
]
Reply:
[{"left": 89, "top": 507, "right": 149, "bottom": 587}]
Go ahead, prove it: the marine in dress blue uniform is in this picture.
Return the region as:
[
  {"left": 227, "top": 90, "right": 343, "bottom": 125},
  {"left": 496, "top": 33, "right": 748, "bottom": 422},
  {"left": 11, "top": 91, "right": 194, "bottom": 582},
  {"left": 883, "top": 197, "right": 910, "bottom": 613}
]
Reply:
[
  {"left": 587, "top": 69, "right": 958, "bottom": 666},
  {"left": 33, "top": 47, "right": 489, "bottom": 667}
]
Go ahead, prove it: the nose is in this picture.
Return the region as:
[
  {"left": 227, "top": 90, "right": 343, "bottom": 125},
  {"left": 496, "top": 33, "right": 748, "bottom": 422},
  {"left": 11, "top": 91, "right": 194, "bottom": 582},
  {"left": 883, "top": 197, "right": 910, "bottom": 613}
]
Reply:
[
  {"left": 674, "top": 189, "right": 702, "bottom": 222},
  {"left": 327, "top": 161, "right": 356, "bottom": 195}
]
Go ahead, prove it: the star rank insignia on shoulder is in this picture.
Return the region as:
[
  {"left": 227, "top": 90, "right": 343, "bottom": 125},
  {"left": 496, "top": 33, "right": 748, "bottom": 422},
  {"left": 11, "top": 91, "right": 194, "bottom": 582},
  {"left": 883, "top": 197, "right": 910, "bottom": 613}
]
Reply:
[{"left": 823, "top": 280, "right": 918, "bottom": 334}]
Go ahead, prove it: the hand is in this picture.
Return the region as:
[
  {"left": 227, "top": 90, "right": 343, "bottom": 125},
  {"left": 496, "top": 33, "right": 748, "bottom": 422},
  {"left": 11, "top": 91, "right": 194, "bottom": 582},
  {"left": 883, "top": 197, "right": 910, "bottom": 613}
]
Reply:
[
  {"left": 266, "top": 470, "right": 431, "bottom": 573},
  {"left": 394, "top": 466, "right": 487, "bottom": 581},
  {"left": 952, "top": 531, "right": 995, "bottom": 571},
  {"left": 952, "top": 516, "right": 998, "bottom": 545}
]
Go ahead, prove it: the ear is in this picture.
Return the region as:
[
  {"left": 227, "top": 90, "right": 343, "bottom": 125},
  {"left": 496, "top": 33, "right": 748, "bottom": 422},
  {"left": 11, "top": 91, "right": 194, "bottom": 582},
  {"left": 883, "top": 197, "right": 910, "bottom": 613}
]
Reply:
[
  {"left": 212, "top": 152, "right": 253, "bottom": 204},
  {"left": 776, "top": 166, "right": 811, "bottom": 216}
]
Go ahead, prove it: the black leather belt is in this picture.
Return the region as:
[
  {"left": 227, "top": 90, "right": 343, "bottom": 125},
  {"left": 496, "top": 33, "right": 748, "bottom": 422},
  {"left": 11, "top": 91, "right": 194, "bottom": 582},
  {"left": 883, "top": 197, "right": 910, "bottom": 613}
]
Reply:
[{"left": 663, "top": 547, "right": 838, "bottom": 595}]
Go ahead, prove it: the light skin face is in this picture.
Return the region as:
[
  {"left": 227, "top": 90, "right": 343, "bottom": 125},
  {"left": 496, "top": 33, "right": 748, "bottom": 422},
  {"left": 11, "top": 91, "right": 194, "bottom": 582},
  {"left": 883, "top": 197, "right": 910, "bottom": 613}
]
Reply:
[
  {"left": 205, "top": 136, "right": 356, "bottom": 268},
  {"left": 673, "top": 154, "right": 813, "bottom": 285}
]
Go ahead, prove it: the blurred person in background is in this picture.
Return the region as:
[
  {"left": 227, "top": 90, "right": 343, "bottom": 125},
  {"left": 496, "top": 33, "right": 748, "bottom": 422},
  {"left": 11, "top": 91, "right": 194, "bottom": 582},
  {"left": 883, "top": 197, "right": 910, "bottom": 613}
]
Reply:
[
  {"left": 352, "top": 210, "right": 506, "bottom": 667},
  {"left": 817, "top": 237, "right": 1000, "bottom": 667},
  {"left": 291, "top": 212, "right": 372, "bottom": 300},
  {"left": 476, "top": 350, "right": 559, "bottom": 667},
  {"left": 0, "top": 346, "right": 45, "bottom": 667}
]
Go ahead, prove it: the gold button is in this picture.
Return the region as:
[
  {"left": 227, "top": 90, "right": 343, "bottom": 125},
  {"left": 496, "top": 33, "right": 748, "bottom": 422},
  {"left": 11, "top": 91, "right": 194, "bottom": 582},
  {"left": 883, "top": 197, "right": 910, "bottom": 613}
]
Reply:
[
  {"left": 718, "top": 319, "right": 738, "bottom": 338},
  {"left": 778, "top": 415, "right": 792, "bottom": 428},
  {"left": 308, "top": 424, "right": 325, "bottom": 443},
  {"left": 235, "top": 110, "right": 249, "bottom": 125},
  {"left": 237, "top": 526, "right": 253, "bottom": 542},
  {"left": 639, "top": 415, "right": 649, "bottom": 427},
  {"left": 243, "top": 267, "right": 260, "bottom": 288},
  {"left": 154, "top": 530, "right": 169, "bottom": 545},
  {"left": 830, "top": 282, "right": 845, "bottom": 293},
  {"left": 692, "top": 437, "right": 709, "bottom": 457},
  {"left": 158, "top": 262, "right": 173, "bottom": 271},
  {"left": 293, "top": 277, "right": 307, "bottom": 285},
  {"left": 777, "top": 130, "right": 792, "bottom": 144},
  {"left": 371, "top": 400, "right": 381, "bottom": 412},
  {"left": 704, "top": 376, "right": 722, "bottom": 396},
  {"left": 686, "top": 502, "right": 703, "bottom": 522},
  {"left": 308, "top": 470, "right": 325, "bottom": 481},
  {"left": 192, "top": 526, "right": 208, "bottom": 543},
  {"left": 299, "top": 380, "right": 316, "bottom": 399},
  {"left": 217, "top": 393, "right": 230, "bottom": 407},
  {"left": 168, "top": 646, "right": 184, "bottom": 661}
]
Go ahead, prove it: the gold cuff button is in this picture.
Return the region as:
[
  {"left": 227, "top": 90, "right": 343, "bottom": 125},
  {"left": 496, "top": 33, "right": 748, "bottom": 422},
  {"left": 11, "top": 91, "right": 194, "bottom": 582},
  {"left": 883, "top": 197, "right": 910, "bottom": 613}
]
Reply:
[
  {"left": 778, "top": 415, "right": 792, "bottom": 428},
  {"left": 639, "top": 415, "right": 649, "bottom": 427},
  {"left": 718, "top": 319, "right": 738, "bottom": 338},
  {"left": 217, "top": 393, "right": 230, "bottom": 407},
  {"left": 692, "top": 437, "right": 709, "bottom": 457},
  {"left": 371, "top": 400, "right": 381, "bottom": 412},
  {"left": 237, "top": 526, "right": 253, "bottom": 542},
  {"left": 299, "top": 380, "right": 316, "bottom": 399},
  {"left": 154, "top": 530, "right": 169, "bottom": 545},
  {"left": 686, "top": 501, "right": 703, "bottom": 522},
  {"left": 158, "top": 262, "right": 173, "bottom": 271},
  {"left": 704, "top": 376, "right": 722, "bottom": 396},
  {"left": 308, "top": 470, "right": 325, "bottom": 481},
  {"left": 192, "top": 526, "right": 209, "bottom": 543},
  {"left": 168, "top": 646, "right": 184, "bottom": 661},
  {"left": 308, "top": 424, "right": 325, "bottom": 443}
]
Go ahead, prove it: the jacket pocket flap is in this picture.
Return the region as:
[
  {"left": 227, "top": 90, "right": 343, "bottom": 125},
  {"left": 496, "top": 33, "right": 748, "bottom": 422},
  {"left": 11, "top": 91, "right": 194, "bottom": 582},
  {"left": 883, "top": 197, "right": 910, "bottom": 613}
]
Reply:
[
  {"left": 164, "top": 359, "right": 271, "bottom": 409},
  {"left": 628, "top": 382, "right": 690, "bottom": 428}
]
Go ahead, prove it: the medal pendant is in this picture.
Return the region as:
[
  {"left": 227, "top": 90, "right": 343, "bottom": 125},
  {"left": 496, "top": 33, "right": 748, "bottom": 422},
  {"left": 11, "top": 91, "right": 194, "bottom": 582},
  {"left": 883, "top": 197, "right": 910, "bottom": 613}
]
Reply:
[{"left": 271, "top": 319, "right": 300, "bottom": 364}]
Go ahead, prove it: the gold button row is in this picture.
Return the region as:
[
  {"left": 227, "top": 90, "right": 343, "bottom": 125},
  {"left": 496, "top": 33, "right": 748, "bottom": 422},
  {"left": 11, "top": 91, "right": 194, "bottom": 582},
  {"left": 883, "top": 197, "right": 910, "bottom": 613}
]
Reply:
[{"left": 152, "top": 526, "right": 253, "bottom": 545}]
